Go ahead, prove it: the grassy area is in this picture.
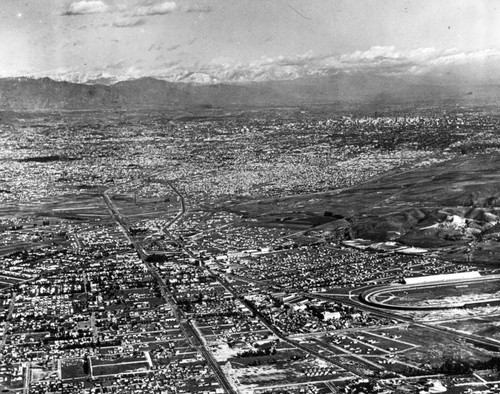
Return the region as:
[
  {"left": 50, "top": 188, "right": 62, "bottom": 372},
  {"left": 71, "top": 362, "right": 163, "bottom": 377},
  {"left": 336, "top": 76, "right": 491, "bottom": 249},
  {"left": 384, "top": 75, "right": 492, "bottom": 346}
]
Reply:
[
  {"left": 61, "top": 359, "right": 87, "bottom": 380},
  {"left": 440, "top": 316, "right": 500, "bottom": 341},
  {"left": 231, "top": 154, "right": 500, "bottom": 257}
]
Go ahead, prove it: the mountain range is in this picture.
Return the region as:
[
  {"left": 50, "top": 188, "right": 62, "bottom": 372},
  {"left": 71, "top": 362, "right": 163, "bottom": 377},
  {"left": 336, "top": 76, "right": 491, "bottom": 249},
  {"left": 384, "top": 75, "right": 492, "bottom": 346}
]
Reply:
[{"left": 0, "top": 72, "right": 498, "bottom": 111}]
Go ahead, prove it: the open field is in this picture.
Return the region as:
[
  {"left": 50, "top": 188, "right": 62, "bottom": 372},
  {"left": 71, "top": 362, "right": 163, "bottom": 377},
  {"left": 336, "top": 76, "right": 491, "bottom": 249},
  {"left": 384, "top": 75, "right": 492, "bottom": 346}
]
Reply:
[
  {"left": 232, "top": 153, "right": 500, "bottom": 264},
  {"left": 91, "top": 362, "right": 150, "bottom": 377},
  {"left": 439, "top": 315, "right": 500, "bottom": 341},
  {"left": 61, "top": 359, "right": 87, "bottom": 380},
  {"left": 90, "top": 354, "right": 151, "bottom": 377}
]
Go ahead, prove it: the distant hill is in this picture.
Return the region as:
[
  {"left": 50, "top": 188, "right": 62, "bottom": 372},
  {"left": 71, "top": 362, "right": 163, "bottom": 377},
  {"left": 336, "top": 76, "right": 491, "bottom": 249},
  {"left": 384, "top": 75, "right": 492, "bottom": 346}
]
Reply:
[{"left": 0, "top": 73, "right": 499, "bottom": 110}]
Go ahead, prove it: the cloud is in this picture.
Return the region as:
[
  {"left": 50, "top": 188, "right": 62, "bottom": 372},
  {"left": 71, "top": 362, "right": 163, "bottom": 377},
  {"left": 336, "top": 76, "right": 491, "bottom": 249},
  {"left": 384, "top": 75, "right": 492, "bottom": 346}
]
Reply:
[
  {"left": 63, "top": 0, "right": 109, "bottom": 15},
  {"left": 337, "top": 46, "right": 436, "bottom": 72},
  {"left": 29, "top": 43, "right": 500, "bottom": 85},
  {"left": 341, "top": 45, "right": 403, "bottom": 62},
  {"left": 179, "top": 46, "right": 500, "bottom": 83},
  {"left": 70, "top": 0, "right": 207, "bottom": 18},
  {"left": 334, "top": 46, "right": 500, "bottom": 74},
  {"left": 131, "top": 47, "right": 500, "bottom": 84},
  {"left": 131, "top": 1, "right": 177, "bottom": 16},
  {"left": 428, "top": 48, "right": 500, "bottom": 67},
  {"left": 113, "top": 17, "right": 145, "bottom": 27}
]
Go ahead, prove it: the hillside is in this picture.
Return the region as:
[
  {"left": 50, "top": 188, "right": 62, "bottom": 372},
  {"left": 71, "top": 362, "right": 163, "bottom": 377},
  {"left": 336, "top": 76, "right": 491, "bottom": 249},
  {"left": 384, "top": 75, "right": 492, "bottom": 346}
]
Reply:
[
  {"left": 0, "top": 73, "right": 495, "bottom": 110},
  {"left": 232, "top": 154, "right": 500, "bottom": 265}
]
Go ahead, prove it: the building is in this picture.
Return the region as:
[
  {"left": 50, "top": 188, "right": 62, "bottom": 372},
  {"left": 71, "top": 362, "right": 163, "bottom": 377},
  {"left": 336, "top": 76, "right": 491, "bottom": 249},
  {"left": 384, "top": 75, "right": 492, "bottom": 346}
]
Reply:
[{"left": 403, "top": 271, "right": 481, "bottom": 285}]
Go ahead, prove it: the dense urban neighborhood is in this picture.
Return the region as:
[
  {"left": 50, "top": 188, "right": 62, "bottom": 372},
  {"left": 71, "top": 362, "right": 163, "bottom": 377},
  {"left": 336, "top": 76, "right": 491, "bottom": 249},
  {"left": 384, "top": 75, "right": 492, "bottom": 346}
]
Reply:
[{"left": 3, "top": 105, "right": 500, "bottom": 394}]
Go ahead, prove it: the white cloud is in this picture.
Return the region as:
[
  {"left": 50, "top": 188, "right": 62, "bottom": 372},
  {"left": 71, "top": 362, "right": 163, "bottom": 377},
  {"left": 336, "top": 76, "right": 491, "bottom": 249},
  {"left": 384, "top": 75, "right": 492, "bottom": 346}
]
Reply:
[
  {"left": 341, "top": 46, "right": 401, "bottom": 62},
  {"left": 338, "top": 46, "right": 438, "bottom": 70},
  {"left": 428, "top": 48, "right": 500, "bottom": 66},
  {"left": 23, "top": 43, "right": 500, "bottom": 84},
  {"left": 63, "top": 0, "right": 109, "bottom": 15},
  {"left": 180, "top": 46, "right": 500, "bottom": 83},
  {"left": 64, "top": 0, "right": 208, "bottom": 19},
  {"left": 336, "top": 46, "right": 500, "bottom": 73},
  {"left": 132, "top": 1, "right": 177, "bottom": 16}
]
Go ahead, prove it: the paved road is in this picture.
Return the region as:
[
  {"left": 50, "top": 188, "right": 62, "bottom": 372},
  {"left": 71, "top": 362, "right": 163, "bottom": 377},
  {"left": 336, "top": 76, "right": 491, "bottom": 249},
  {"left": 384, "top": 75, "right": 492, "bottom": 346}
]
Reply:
[
  {"left": 105, "top": 180, "right": 366, "bottom": 380},
  {"left": 106, "top": 178, "right": 500, "bottom": 389},
  {"left": 0, "top": 293, "right": 16, "bottom": 355},
  {"left": 90, "top": 312, "right": 98, "bottom": 343},
  {"left": 103, "top": 184, "right": 237, "bottom": 394},
  {"left": 152, "top": 179, "right": 186, "bottom": 225},
  {"left": 210, "top": 271, "right": 364, "bottom": 378},
  {"left": 72, "top": 232, "right": 83, "bottom": 251}
]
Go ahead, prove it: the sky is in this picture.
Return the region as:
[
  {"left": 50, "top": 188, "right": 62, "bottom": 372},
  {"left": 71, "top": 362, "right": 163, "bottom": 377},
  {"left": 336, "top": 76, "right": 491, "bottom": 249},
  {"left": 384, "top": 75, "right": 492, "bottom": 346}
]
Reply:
[{"left": 1, "top": 0, "right": 500, "bottom": 83}]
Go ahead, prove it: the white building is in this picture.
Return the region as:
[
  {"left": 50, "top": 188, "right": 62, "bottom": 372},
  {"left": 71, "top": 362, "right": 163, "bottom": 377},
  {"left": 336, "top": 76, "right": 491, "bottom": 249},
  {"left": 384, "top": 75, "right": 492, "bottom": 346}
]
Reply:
[{"left": 403, "top": 271, "right": 481, "bottom": 285}]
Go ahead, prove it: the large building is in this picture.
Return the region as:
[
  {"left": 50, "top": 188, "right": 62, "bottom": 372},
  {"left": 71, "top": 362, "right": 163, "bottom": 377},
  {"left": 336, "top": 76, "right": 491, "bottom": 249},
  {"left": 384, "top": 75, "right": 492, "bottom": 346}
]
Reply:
[{"left": 403, "top": 271, "right": 481, "bottom": 285}]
